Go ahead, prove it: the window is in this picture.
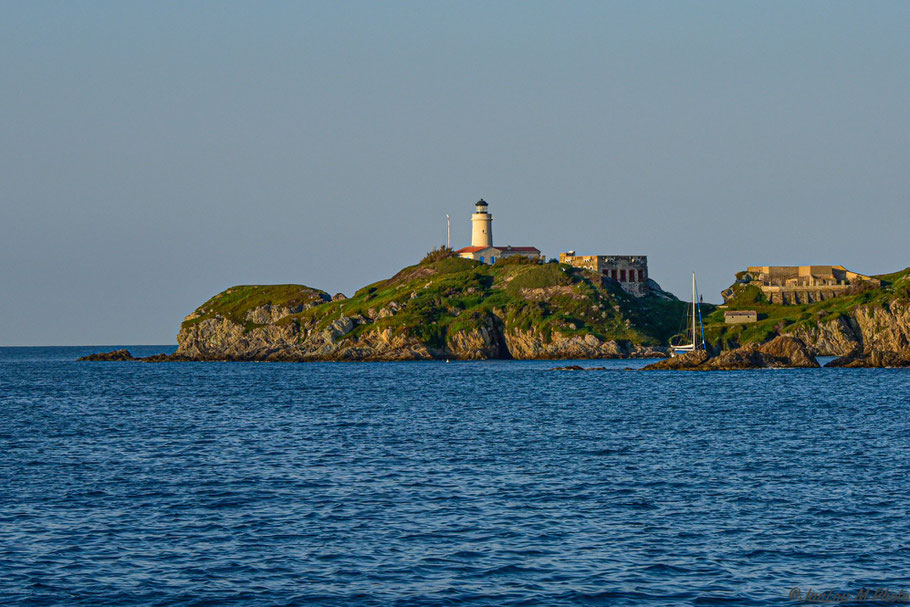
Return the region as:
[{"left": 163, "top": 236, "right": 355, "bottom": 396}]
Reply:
[
  {"left": 620, "top": 269, "right": 627, "bottom": 282},
  {"left": 611, "top": 269, "right": 618, "bottom": 280},
  {"left": 491, "top": 257, "right": 496, "bottom": 263},
  {"left": 479, "top": 256, "right": 485, "bottom": 263}
]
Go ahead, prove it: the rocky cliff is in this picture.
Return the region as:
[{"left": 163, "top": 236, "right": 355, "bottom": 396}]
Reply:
[
  {"left": 706, "top": 268, "right": 910, "bottom": 360},
  {"left": 172, "top": 255, "right": 686, "bottom": 361},
  {"left": 644, "top": 336, "right": 819, "bottom": 370},
  {"left": 790, "top": 301, "right": 910, "bottom": 355}
]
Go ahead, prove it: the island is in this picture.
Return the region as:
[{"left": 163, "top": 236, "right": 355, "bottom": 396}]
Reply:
[
  {"left": 77, "top": 198, "right": 910, "bottom": 367},
  {"left": 79, "top": 255, "right": 910, "bottom": 367},
  {"left": 165, "top": 250, "right": 686, "bottom": 361}
]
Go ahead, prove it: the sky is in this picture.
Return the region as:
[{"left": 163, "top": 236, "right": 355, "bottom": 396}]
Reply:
[{"left": 1, "top": 1, "right": 908, "bottom": 346}]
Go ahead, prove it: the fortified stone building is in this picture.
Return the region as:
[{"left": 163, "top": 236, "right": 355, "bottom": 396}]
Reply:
[
  {"left": 726, "top": 265, "right": 879, "bottom": 304},
  {"left": 558, "top": 252, "right": 650, "bottom": 297}
]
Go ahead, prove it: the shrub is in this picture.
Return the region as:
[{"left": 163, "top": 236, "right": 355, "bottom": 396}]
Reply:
[
  {"left": 846, "top": 280, "right": 879, "bottom": 296},
  {"left": 421, "top": 246, "right": 455, "bottom": 264},
  {"left": 896, "top": 281, "right": 910, "bottom": 301},
  {"left": 495, "top": 254, "right": 536, "bottom": 266}
]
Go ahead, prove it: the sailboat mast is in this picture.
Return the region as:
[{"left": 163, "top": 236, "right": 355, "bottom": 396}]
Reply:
[{"left": 691, "top": 272, "right": 697, "bottom": 347}]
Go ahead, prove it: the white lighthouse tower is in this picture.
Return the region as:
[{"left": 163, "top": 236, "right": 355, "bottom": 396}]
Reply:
[
  {"left": 456, "top": 198, "right": 542, "bottom": 263},
  {"left": 470, "top": 199, "right": 493, "bottom": 247}
]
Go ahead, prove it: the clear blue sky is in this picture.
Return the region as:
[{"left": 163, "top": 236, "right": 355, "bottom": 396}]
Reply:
[{"left": 1, "top": 1, "right": 908, "bottom": 345}]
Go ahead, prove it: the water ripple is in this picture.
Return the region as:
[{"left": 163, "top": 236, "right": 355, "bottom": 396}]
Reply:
[{"left": 1, "top": 347, "right": 909, "bottom": 605}]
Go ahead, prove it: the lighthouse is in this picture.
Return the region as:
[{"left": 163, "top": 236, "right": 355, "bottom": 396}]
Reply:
[
  {"left": 456, "top": 199, "right": 542, "bottom": 264},
  {"left": 471, "top": 199, "right": 493, "bottom": 247}
]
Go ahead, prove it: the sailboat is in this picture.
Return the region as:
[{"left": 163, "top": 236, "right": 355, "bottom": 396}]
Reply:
[{"left": 671, "top": 272, "right": 707, "bottom": 356}]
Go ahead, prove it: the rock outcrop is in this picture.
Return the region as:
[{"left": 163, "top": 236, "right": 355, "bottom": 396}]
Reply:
[
  {"left": 790, "top": 301, "right": 910, "bottom": 356},
  {"left": 164, "top": 258, "right": 686, "bottom": 362},
  {"left": 78, "top": 349, "right": 137, "bottom": 361},
  {"left": 78, "top": 349, "right": 191, "bottom": 363},
  {"left": 503, "top": 328, "right": 667, "bottom": 360},
  {"left": 643, "top": 349, "right": 711, "bottom": 370},
  {"left": 172, "top": 307, "right": 671, "bottom": 362},
  {"left": 826, "top": 347, "right": 910, "bottom": 368},
  {"left": 715, "top": 269, "right": 910, "bottom": 357},
  {"left": 644, "top": 336, "right": 819, "bottom": 370}
]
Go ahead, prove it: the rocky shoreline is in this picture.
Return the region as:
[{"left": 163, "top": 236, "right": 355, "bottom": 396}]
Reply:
[
  {"left": 643, "top": 336, "right": 820, "bottom": 370},
  {"left": 80, "top": 341, "right": 910, "bottom": 369},
  {"left": 79, "top": 345, "right": 669, "bottom": 363},
  {"left": 76, "top": 258, "right": 910, "bottom": 367}
]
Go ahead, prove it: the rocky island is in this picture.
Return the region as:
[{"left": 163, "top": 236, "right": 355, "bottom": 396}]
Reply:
[
  {"left": 79, "top": 250, "right": 910, "bottom": 368},
  {"left": 167, "top": 250, "right": 687, "bottom": 361}
]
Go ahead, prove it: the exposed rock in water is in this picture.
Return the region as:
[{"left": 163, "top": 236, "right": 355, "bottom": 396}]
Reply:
[
  {"left": 642, "top": 349, "right": 711, "bottom": 370},
  {"left": 748, "top": 335, "right": 819, "bottom": 368},
  {"left": 644, "top": 337, "right": 819, "bottom": 370},
  {"left": 77, "top": 349, "right": 189, "bottom": 362},
  {"left": 549, "top": 365, "right": 607, "bottom": 371},
  {"left": 78, "top": 349, "right": 137, "bottom": 361},
  {"left": 826, "top": 348, "right": 910, "bottom": 368}
]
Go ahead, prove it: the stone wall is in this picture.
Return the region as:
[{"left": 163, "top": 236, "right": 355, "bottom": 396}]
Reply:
[
  {"left": 762, "top": 286, "right": 850, "bottom": 305},
  {"left": 737, "top": 265, "right": 879, "bottom": 305},
  {"left": 559, "top": 253, "right": 649, "bottom": 297},
  {"left": 725, "top": 310, "right": 758, "bottom": 324}
]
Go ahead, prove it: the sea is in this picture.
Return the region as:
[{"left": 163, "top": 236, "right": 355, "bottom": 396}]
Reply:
[{"left": 1, "top": 346, "right": 909, "bottom": 606}]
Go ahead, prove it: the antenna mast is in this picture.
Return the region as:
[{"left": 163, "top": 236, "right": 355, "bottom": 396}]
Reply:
[{"left": 446, "top": 214, "right": 451, "bottom": 249}]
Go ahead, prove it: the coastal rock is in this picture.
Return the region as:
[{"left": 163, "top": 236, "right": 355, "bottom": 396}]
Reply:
[
  {"left": 76, "top": 349, "right": 191, "bottom": 362},
  {"left": 326, "top": 315, "right": 355, "bottom": 341},
  {"left": 165, "top": 260, "right": 692, "bottom": 362},
  {"left": 78, "top": 349, "right": 137, "bottom": 361},
  {"left": 644, "top": 337, "right": 819, "bottom": 370},
  {"left": 244, "top": 303, "right": 310, "bottom": 325},
  {"left": 826, "top": 348, "right": 910, "bottom": 368},
  {"left": 790, "top": 314, "right": 864, "bottom": 356},
  {"left": 788, "top": 301, "right": 910, "bottom": 356},
  {"left": 504, "top": 328, "right": 667, "bottom": 360},
  {"left": 751, "top": 335, "right": 819, "bottom": 368},
  {"left": 447, "top": 315, "right": 510, "bottom": 359},
  {"left": 642, "top": 349, "right": 711, "bottom": 370}
]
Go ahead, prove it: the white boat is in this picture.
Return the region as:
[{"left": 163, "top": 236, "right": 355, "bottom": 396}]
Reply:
[{"left": 671, "top": 272, "right": 706, "bottom": 356}]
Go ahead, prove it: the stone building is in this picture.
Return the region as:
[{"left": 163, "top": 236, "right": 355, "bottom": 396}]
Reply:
[
  {"left": 558, "top": 251, "right": 650, "bottom": 297},
  {"left": 724, "top": 310, "right": 758, "bottom": 324},
  {"left": 725, "top": 265, "right": 879, "bottom": 304},
  {"left": 455, "top": 200, "right": 542, "bottom": 264}
]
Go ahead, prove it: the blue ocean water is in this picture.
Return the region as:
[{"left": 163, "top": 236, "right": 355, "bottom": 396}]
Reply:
[{"left": 1, "top": 347, "right": 909, "bottom": 606}]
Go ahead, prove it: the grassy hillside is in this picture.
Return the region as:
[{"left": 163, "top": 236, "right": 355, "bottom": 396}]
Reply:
[
  {"left": 704, "top": 268, "right": 910, "bottom": 348},
  {"left": 202, "top": 253, "right": 692, "bottom": 348},
  {"left": 182, "top": 285, "right": 330, "bottom": 329}
]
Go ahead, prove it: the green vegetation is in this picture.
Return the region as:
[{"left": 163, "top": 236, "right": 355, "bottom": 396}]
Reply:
[
  {"left": 873, "top": 267, "right": 910, "bottom": 285},
  {"left": 188, "top": 255, "right": 691, "bottom": 348},
  {"left": 325, "top": 257, "right": 692, "bottom": 346},
  {"left": 704, "top": 267, "right": 910, "bottom": 349},
  {"left": 420, "top": 246, "right": 455, "bottom": 264},
  {"left": 181, "top": 263, "right": 910, "bottom": 353},
  {"left": 181, "top": 284, "right": 330, "bottom": 329}
]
